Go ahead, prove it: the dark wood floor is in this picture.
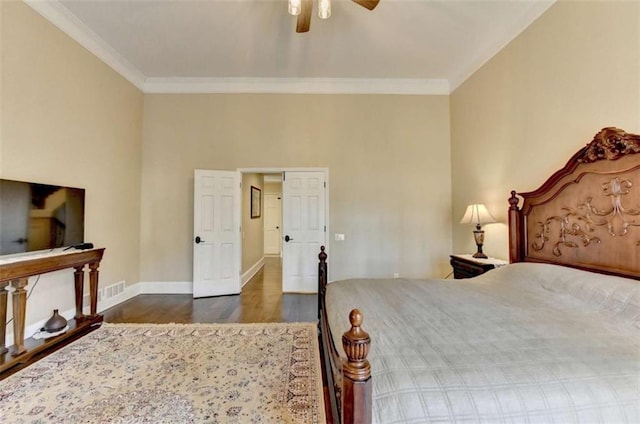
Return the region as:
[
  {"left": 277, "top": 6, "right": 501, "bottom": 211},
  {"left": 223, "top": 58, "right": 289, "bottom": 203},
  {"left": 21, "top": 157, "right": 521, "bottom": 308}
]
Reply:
[{"left": 104, "top": 257, "right": 318, "bottom": 324}]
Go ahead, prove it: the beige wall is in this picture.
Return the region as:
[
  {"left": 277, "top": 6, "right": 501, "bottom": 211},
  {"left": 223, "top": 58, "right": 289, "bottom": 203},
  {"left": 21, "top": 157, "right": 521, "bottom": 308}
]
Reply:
[
  {"left": 1, "top": 2, "right": 143, "bottom": 325},
  {"left": 450, "top": 0, "right": 640, "bottom": 260},
  {"left": 140, "top": 94, "right": 452, "bottom": 282},
  {"left": 241, "top": 173, "right": 264, "bottom": 273}
]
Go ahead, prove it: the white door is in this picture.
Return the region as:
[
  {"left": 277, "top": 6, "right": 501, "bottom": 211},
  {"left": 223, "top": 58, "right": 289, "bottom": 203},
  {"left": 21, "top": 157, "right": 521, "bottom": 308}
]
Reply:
[
  {"left": 193, "top": 170, "right": 241, "bottom": 298},
  {"left": 263, "top": 193, "right": 282, "bottom": 255},
  {"left": 282, "top": 171, "right": 326, "bottom": 293}
]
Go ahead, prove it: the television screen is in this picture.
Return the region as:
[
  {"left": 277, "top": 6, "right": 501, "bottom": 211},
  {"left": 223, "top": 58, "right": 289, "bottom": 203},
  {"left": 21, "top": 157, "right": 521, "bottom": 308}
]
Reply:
[{"left": 0, "top": 179, "right": 85, "bottom": 255}]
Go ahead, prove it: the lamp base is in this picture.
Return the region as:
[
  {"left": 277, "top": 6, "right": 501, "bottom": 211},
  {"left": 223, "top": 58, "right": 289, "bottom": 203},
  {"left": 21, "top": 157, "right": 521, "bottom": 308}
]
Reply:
[{"left": 472, "top": 226, "right": 487, "bottom": 259}]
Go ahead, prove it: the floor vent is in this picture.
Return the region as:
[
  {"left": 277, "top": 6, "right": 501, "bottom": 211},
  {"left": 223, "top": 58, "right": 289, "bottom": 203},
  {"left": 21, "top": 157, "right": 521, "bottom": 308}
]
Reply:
[
  {"left": 104, "top": 281, "right": 126, "bottom": 300},
  {"left": 83, "top": 288, "right": 103, "bottom": 308}
]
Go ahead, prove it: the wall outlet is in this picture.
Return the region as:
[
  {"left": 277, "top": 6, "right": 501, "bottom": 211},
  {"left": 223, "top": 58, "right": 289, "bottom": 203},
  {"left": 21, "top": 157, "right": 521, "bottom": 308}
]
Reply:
[
  {"left": 393, "top": 273, "right": 400, "bottom": 278},
  {"left": 334, "top": 233, "right": 345, "bottom": 241}
]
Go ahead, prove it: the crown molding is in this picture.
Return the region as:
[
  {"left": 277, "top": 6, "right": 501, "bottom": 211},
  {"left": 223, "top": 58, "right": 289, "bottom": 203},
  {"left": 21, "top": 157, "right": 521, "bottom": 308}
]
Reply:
[
  {"left": 449, "top": 0, "right": 556, "bottom": 92},
  {"left": 25, "top": 0, "right": 551, "bottom": 96},
  {"left": 143, "top": 77, "right": 450, "bottom": 95},
  {"left": 24, "top": 0, "right": 146, "bottom": 90},
  {"left": 22, "top": 0, "right": 448, "bottom": 96}
]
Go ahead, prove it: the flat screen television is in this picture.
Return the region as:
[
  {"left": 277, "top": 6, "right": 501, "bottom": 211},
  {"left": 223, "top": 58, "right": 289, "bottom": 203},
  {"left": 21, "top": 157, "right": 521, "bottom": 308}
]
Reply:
[{"left": 0, "top": 179, "right": 85, "bottom": 255}]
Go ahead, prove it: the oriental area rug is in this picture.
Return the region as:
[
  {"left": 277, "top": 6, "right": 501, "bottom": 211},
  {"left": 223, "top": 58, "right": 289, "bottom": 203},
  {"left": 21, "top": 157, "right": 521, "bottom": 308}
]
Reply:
[{"left": 0, "top": 322, "right": 326, "bottom": 423}]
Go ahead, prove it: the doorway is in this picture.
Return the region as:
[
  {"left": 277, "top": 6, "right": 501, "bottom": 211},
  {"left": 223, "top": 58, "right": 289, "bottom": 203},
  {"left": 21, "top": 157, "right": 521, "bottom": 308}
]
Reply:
[
  {"left": 194, "top": 168, "right": 328, "bottom": 298},
  {"left": 239, "top": 168, "right": 328, "bottom": 294}
]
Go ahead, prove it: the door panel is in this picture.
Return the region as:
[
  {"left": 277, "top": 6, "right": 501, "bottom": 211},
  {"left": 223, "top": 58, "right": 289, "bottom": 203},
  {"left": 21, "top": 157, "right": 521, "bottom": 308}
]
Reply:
[
  {"left": 282, "top": 171, "right": 326, "bottom": 293},
  {"left": 193, "top": 170, "right": 240, "bottom": 298}
]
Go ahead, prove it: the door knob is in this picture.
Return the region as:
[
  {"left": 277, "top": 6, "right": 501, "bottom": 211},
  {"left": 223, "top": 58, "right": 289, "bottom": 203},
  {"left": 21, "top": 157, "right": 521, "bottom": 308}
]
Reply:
[
  {"left": 195, "top": 236, "right": 204, "bottom": 244},
  {"left": 284, "top": 235, "right": 293, "bottom": 242},
  {"left": 276, "top": 226, "right": 280, "bottom": 229}
]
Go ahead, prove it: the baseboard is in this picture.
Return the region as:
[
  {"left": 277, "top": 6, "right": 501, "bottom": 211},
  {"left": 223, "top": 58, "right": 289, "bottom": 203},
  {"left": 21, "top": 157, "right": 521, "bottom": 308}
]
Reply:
[
  {"left": 4, "top": 281, "right": 193, "bottom": 345},
  {"left": 4, "top": 305, "right": 79, "bottom": 347},
  {"left": 96, "top": 283, "right": 140, "bottom": 313},
  {"left": 241, "top": 257, "right": 265, "bottom": 288}
]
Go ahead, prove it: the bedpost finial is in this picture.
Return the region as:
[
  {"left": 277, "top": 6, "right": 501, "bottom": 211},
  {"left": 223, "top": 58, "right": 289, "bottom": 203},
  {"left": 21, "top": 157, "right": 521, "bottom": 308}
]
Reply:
[
  {"left": 342, "top": 309, "right": 371, "bottom": 381},
  {"left": 319, "top": 245, "right": 327, "bottom": 263},
  {"left": 349, "top": 309, "right": 363, "bottom": 327},
  {"left": 508, "top": 191, "right": 519, "bottom": 210}
]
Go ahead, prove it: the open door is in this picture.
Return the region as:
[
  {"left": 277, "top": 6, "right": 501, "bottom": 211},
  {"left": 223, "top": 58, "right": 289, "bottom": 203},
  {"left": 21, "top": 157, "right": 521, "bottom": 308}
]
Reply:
[
  {"left": 193, "top": 170, "right": 241, "bottom": 298},
  {"left": 282, "top": 171, "right": 326, "bottom": 293}
]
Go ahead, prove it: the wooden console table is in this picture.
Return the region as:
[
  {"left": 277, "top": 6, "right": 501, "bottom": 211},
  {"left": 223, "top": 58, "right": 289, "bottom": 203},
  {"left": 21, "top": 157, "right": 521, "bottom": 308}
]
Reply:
[{"left": 0, "top": 248, "right": 105, "bottom": 374}]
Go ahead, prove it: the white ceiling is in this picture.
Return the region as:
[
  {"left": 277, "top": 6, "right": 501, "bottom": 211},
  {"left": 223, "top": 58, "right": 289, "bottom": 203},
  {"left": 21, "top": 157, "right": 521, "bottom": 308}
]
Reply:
[{"left": 26, "top": 0, "right": 555, "bottom": 94}]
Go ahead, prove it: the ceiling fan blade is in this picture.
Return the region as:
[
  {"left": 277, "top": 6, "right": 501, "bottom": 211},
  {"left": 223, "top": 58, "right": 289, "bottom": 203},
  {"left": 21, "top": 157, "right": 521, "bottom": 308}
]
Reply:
[
  {"left": 352, "top": 0, "right": 380, "bottom": 11},
  {"left": 296, "top": 0, "right": 312, "bottom": 33}
]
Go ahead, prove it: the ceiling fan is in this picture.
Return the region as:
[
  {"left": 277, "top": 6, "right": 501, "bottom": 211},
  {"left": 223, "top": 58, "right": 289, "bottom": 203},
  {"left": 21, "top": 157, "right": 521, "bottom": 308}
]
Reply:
[{"left": 289, "top": 0, "right": 380, "bottom": 33}]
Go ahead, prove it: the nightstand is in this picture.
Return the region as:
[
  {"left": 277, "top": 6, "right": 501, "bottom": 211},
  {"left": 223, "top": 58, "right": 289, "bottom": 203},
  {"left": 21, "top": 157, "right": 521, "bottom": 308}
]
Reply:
[{"left": 449, "top": 254, "right": 508, "bottom": 279}]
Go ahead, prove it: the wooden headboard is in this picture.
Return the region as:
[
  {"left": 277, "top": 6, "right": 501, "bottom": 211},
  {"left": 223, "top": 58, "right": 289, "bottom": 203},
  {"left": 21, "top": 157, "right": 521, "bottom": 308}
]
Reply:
[{"left": 508, "top": 127, "right": 640, "bottom": 280}]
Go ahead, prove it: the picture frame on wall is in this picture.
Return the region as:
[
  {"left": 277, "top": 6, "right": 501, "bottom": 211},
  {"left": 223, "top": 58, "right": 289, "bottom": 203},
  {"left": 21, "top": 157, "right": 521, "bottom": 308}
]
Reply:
[{"left": 251, "top": 186, "right": 261, "bottom": 219}]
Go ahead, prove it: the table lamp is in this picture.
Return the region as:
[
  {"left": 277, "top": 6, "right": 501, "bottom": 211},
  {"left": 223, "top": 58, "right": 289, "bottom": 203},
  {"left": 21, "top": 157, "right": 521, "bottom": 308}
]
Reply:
[{"left": 460, "top": 204, "right": 497, "bottom": 259}]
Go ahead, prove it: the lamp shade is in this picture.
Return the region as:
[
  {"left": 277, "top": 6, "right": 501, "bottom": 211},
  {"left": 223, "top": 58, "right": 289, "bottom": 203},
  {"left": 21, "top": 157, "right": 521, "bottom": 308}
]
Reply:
[{"left": 460, "top": 204, "right": 497, "bottom": 225}]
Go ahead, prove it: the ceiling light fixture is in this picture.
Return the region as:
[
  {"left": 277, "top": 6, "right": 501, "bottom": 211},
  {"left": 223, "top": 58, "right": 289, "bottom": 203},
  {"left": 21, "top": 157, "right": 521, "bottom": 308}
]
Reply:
[
  {"left": 288, "top": 0, "right": 302, "bottom": 16},
  {"left": 291, "top": 0, "right": 379, "bottom": 33},
  {"left": 318, "top": 0, "right": 331, "bottom": 19}
]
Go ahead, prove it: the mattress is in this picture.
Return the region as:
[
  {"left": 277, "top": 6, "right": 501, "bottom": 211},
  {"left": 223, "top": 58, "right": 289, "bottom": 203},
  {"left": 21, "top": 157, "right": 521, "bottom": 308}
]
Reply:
[{"left": 325, "top": 262, "right": 640, "bottom": 424}]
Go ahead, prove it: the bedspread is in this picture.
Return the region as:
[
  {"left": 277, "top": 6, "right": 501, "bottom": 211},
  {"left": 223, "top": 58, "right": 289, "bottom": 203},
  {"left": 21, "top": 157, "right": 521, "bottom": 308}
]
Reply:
[{"left": 325, "top": 262, "right": 640, "bottom": 424}]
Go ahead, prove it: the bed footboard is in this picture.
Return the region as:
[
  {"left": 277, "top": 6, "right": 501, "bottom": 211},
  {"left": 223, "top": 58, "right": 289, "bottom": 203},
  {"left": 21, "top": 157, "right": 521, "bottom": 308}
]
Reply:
[{"left": 318, "top": 246, "right": 372, "bottom": 424}]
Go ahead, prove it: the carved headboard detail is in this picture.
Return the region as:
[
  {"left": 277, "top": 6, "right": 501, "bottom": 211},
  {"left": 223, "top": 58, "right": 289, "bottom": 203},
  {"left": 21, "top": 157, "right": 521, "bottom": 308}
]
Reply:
[{"left": 509, "top": 127, "right": 640, "bottom": 279}]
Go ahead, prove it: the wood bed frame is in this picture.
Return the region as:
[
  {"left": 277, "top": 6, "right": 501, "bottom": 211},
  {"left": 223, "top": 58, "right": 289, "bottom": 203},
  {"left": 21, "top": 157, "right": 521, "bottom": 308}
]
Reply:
[{"left": 318, "top": 127, "right": 640, "bottom": 424}]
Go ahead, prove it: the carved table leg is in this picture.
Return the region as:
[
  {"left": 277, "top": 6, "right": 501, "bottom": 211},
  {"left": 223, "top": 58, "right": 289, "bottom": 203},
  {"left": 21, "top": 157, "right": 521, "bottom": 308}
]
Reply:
[
  {"left": 89, "top": 262, "right": 100, "bottom": 316},
  {"left": 10, "top": 278, "right": 28, "bottom": 356},
  {"left": 74, "top": 265, "right": 85, "bottom": 320},
  {"left": 0, "top": 282, "right": 9, "bottom": 355}
]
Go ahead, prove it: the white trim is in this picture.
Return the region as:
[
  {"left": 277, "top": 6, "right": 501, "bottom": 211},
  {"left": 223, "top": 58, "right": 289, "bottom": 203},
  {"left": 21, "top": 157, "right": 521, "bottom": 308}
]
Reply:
[
  {"left": 4, "top": 281, "right": 206, "bottom": 345},
  {"left": 263, "top": 174, "right": 283, "bottom": 183},
  {"left": 24, "top": 0, "right": 554, "bottom": 95},
  {"left": 449, "top": 1, "right": 555, "bottom": 91},
  {"left": 96, "top": 283, "right": 140, "bottom": 313},
  {"left": 4, "top": 282, "right": 139, "bottom": 345},
  {"left": 5, "top": 305, "right": 77, "bottom": 347},
  {"left": 241, "top": 257, "right": 265, "bottom": 288},
  {"left": 24, "top": 0, "right": 146, "bottom": 90},
  {"left": 240, "top": 167, "right": 329, "bottom": 174},
  {"left": 143, "top": 77, "right": 450, "bottom": 95},
  {"left": 20, "top": 0, "right": 448, "bottom": 96}
]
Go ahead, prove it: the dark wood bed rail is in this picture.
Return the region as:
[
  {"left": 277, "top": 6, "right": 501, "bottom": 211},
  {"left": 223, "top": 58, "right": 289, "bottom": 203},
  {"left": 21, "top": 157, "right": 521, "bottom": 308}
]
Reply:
[{"left": 318, "top": 246, "right": 372, "bottom": 424}]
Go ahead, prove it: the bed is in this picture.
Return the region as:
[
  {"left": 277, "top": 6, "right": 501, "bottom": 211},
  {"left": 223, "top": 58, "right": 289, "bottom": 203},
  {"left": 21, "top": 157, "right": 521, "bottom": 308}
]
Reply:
[{"left": 318, "top": 127, "right": 640, "bottom": 424}]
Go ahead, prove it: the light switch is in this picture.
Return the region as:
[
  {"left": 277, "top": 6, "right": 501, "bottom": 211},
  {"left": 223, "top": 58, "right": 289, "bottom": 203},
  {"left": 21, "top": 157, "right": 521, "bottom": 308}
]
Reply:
[{"left": 334, "top": 233, "right": 345, "bottom": 241}]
